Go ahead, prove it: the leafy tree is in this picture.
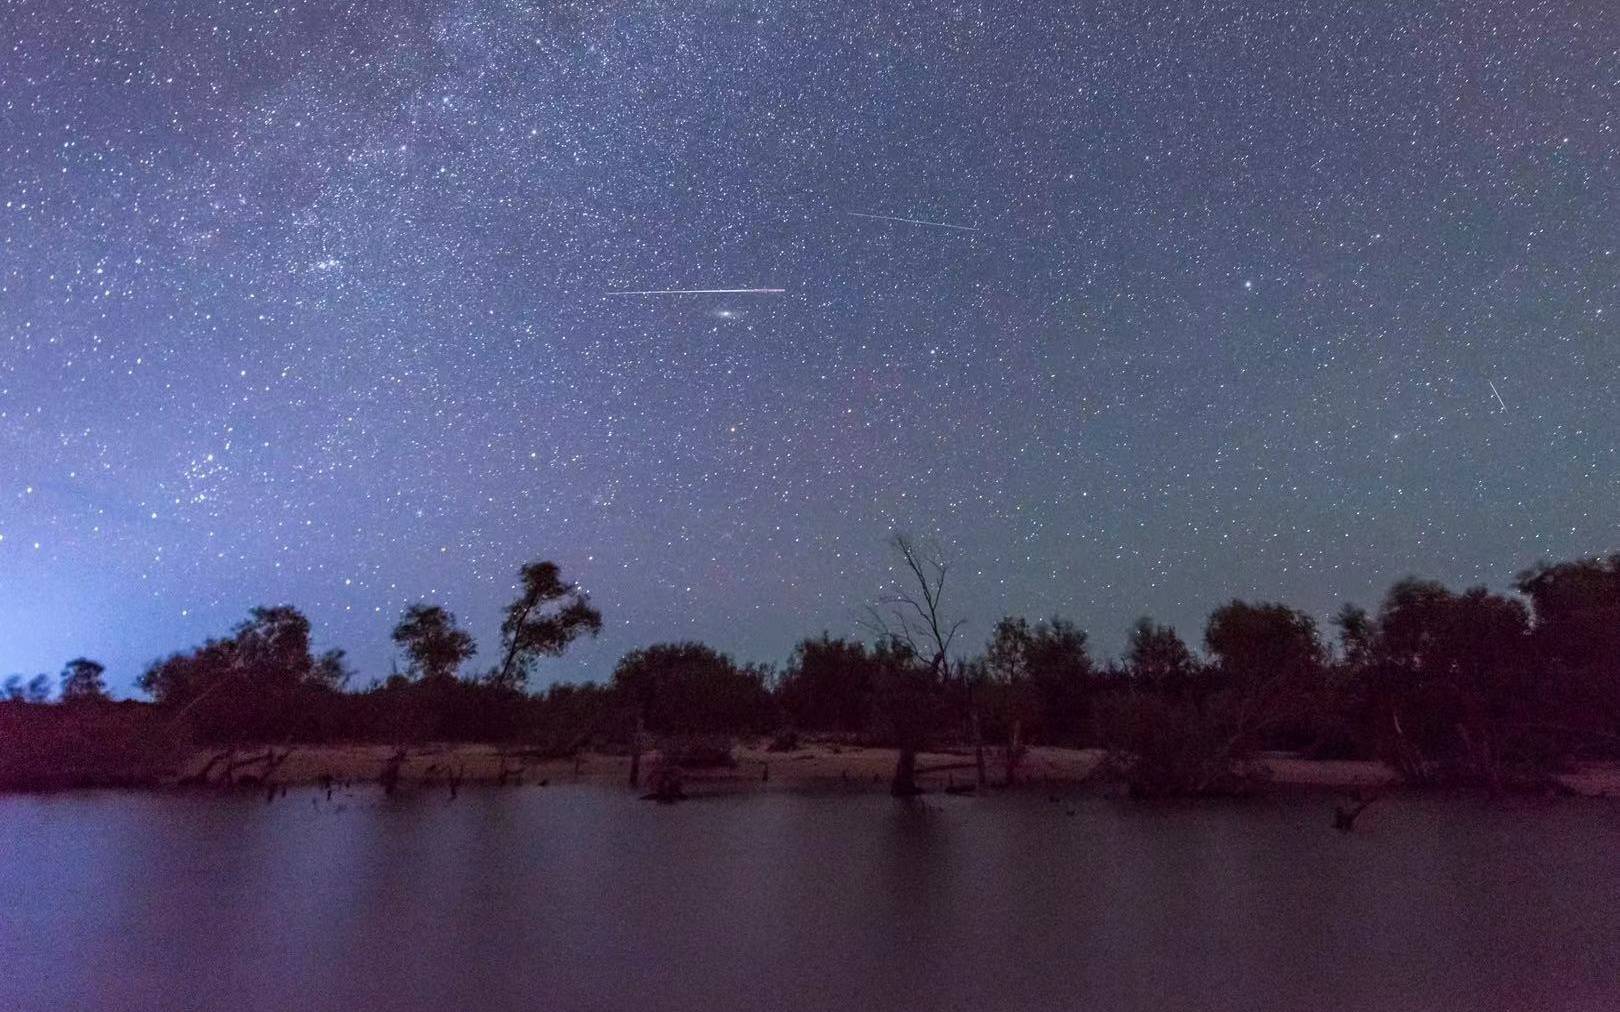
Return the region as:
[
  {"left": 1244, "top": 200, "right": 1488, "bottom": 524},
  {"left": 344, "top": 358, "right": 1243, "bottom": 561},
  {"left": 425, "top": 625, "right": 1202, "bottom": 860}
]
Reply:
[
  {"left": 1353, "top": 579, "right": 1537, "bottom": 782},
  {"left": 982, "top": 616, "right": 1095, "bottom": 744},
  {"left": 1204, "top": 601, "right": 1324, "bottom": 688},
  {"left": 1203, "top": 601, "right": 1328, "bottom": 749},
  {"left": 8, "top": 674, "right": 53, "bottom": 703},
  {"left": 1515, "top": 555, "right": 1620, "bottom": 748},
  {"left": 1099, "top": 611, "right": 1307, "bottom": 797},
  {"left": 391, "top": 604, "right": 476, "bottom": 683},
  {"left": 1333, "top": 604, "right": 1375, "bottom": 666},
  {"left": 1123, "top": 618, "right": 1200, "bottom": 691},
  {"left": 1514, "top": 554, "right": 1620, "bottom": 671},
  {"left": 777, "top": 634, "right": 876, "bottom": 732},
  {"left": 138, "top": 605, "right": 348, "bottom": 741},
  {"left": 59, "top": 658, "right": 109, "bottom": 702},
  {"left": 491, "top": 561, "right": 602, "bottom": 688},
  {"left": 610, "top": 642, "right": 775, "bottom": 736}
]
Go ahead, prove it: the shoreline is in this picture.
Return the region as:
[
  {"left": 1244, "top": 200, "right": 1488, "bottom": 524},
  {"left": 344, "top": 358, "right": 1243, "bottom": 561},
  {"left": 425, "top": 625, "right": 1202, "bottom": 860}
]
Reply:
[{"left": 154, "top": 742, "right": 1620, "bottom": 799}]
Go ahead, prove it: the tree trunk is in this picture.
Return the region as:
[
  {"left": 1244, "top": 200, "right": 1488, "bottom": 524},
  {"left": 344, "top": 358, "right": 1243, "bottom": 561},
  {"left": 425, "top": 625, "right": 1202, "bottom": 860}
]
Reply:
[
  {"left": 628, "top": 712, "right": 645, "bottom": 789},
  {"left": 494, "top": 602, "right": 535, "bottom": 687},
  {"left": 1389, "top": 708, "right": 1428, "bottom": 784},
  {"left": 890, "top": 746, "right": 920, "bottom": 797},
  {"left": 971, "top": 707, "right": 987, "bottom": 788},
  {"left": 1006, "top": 719, "right": 1023, "bottom": 787}
]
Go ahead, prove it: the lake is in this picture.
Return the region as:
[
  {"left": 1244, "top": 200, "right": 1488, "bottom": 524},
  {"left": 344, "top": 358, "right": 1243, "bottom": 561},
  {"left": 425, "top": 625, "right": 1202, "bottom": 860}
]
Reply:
[{"left": 2, "top": 785, "right": 1616, "bottom": 1010}]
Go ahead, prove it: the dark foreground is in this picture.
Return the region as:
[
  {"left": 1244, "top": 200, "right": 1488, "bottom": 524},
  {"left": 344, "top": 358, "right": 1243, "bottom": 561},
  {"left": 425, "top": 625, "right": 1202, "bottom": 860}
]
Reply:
[{"left": 2, "top": 786, "right": 1617, "bottom": 1011}]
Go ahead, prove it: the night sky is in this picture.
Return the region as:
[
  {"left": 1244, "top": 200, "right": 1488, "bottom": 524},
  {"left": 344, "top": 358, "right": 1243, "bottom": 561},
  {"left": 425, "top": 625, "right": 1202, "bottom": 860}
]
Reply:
[{"left": 3, "top": 1, "right": 1616, "bottom": 693}]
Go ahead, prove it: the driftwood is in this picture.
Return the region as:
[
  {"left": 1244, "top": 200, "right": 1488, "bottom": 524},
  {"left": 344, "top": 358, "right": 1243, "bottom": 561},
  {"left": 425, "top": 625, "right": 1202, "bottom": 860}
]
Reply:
[
  {"left": 261, "top": 747, "right": 292, "bottom": 782},
  {"left": 178, "top": 750, "right": 230, "bottom": 786},
  {"left": 181, "top": 747, "right": 292, "bottom": 789},
  {"left": 1333, "top": 790, "right": 1382, "bottom": 832}
]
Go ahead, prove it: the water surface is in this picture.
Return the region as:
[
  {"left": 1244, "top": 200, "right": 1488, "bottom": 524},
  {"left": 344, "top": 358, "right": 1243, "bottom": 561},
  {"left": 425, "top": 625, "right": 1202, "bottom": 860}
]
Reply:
[{"left": 2, "top": 786, "right": 1616, "bottom": 1010}]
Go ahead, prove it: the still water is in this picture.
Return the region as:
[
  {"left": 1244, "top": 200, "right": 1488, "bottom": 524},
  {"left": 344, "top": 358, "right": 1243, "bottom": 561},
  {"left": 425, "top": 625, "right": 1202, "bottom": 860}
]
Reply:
[{"left": 2, "top": 785, "right": 1616, "bottom": 1011}]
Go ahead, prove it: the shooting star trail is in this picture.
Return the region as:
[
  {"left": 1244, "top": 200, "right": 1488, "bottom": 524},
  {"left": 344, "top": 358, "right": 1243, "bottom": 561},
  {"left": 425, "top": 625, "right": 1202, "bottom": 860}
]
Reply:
[
  {"left": 1488, "top": 379, "right": 1508, "bottom": 412},
  {"left": 605, "top": 287, "right": 786, "bottom": 296},
  {"left": 848, "top": 212, "right": 981, "bottom": 232}
]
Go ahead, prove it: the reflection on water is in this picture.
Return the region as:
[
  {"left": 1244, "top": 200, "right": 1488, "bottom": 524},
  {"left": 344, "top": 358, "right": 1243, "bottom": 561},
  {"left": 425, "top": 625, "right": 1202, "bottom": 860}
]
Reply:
[{"left": 2, "top": 787, "right": 1616, "bottom": 1011}]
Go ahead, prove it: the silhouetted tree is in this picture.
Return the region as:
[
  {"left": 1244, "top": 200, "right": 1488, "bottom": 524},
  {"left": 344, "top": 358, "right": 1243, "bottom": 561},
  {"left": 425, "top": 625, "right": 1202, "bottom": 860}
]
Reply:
[
  {"left": 491, "top": 560, "right": 602, "bottom": 689},
  {"left": 1123, "top": 618, "right": 1200, "bottom": 692},
  {"left": 1098, "top": 609, "right": 1318, "bottom": 797},
  {"left": 777, "top": 634, "right": 876, "bottom": 733},
  {"left": 9, "top": 543, "right": 1614, "bottom": 789},
  {"left": 1333, "top": 604, "right": 1375, "bottom": 664},
  {"left": 1515, "top": 555, "right": 1620, "bottom": 751},
  {"left": 863, "top": 534, "right": 965, "bottom": 675},
  {"left": 22, "top": 674, "right": 52, "bottom": 703},
  {"left": 1204, "top": 601, "right": 1327, "bottom": 749},
  {"left": 138, "top": 605, "right": 349, "bottom": 741},
  {"left": 861, "top": 534, "right": 963, "bottom": 796},
  {"left": 1348, "top": 579, "right": 1537, "bottom": 784},
  {"left": 1204, "top": 601, "right": 1324, "bottom": 688},
  {"left": 1099, "top": 687, "right": 1275, "bottom": 798},
  {"left": 610, "top": 642, "right": 775, "bottom": 738},
  {"left": 59, "top": 658, "right": 109, "bottom": 702},
  {"left": 982, "top": 615, "right": 1096, "bottom": 752},
  {"left": 391, "top": 604, "right": 477, "bottom": 683}
]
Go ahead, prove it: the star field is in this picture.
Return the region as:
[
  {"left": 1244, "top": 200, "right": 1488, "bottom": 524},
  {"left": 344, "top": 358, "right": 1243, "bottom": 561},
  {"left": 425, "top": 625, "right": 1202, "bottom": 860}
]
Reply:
[{"left": 2, "top": 1, "right": 1617, "bottom": 690}]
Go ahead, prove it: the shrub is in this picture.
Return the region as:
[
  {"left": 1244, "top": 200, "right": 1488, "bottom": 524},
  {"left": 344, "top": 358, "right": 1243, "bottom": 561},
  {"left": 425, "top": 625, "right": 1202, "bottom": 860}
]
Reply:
[
  {"left": 1097, "top": 691, "right": 1273, "bottom": 798},
  {"left": 0, "top": 701, "right": 176, "bottom": 790}
]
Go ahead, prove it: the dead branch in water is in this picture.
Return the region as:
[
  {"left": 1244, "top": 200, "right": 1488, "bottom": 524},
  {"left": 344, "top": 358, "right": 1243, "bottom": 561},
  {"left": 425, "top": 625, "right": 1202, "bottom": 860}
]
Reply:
[
  {"left": 1333, "top": 789, "right": 1383, "bottom": 832},
  {"left": 379, "top": 747, "right": 408, "bottom": 796}
]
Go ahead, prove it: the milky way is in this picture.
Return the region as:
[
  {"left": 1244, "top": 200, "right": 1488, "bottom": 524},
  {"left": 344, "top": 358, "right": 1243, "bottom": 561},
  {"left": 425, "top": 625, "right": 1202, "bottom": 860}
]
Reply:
[{"left": 2, "top": 1, "right": 1617, "bottom": 690}]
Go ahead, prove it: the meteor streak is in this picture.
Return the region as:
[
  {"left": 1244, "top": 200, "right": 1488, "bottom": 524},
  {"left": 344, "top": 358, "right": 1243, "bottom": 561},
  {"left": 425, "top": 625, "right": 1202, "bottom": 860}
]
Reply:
[
  {"left": 604, "top": 287, "right": 785, "bottom": 296},
  {"left": 848, "top": 212, "right": 980, "bottom": 232},
  {"left": 1488, "top": 379, "right": 1508, "bottom": 412}
]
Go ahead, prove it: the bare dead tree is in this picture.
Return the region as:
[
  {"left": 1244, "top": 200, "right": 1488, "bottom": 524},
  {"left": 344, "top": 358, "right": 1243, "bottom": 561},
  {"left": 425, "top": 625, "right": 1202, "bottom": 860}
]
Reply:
[
  {"left": 860, "top": 534, "right": 966, "bottom": 797},
  {"left": 860, "top": 534, "right": 966, "bottom": 677},
  {"left": 380, "top": 746, "right": 408, "bottom": 796}
]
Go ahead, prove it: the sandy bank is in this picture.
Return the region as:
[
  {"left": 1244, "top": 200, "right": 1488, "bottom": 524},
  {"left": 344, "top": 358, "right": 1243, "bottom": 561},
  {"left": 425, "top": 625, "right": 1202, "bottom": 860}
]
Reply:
[{"left": 168, "top": 742, "right": 1620, "bottom": 798}]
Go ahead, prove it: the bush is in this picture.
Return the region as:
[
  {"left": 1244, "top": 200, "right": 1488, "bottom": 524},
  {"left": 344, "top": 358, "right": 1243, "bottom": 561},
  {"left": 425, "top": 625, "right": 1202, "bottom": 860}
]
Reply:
[
  {"left": 766, "top": 728, "right": 800, "bottom": 752},
  {"left": 0, "top": 701, "right": 177, "bottom": 790},
  {"left": 1097, "top": 691, "right": 1272, "bottom": 798}
]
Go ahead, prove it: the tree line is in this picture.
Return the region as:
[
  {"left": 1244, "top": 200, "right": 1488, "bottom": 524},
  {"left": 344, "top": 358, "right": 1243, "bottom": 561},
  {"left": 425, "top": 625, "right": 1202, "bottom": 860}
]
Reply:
[{"left": 3, "top": 543, "right": 1617, "bottom": 795}]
